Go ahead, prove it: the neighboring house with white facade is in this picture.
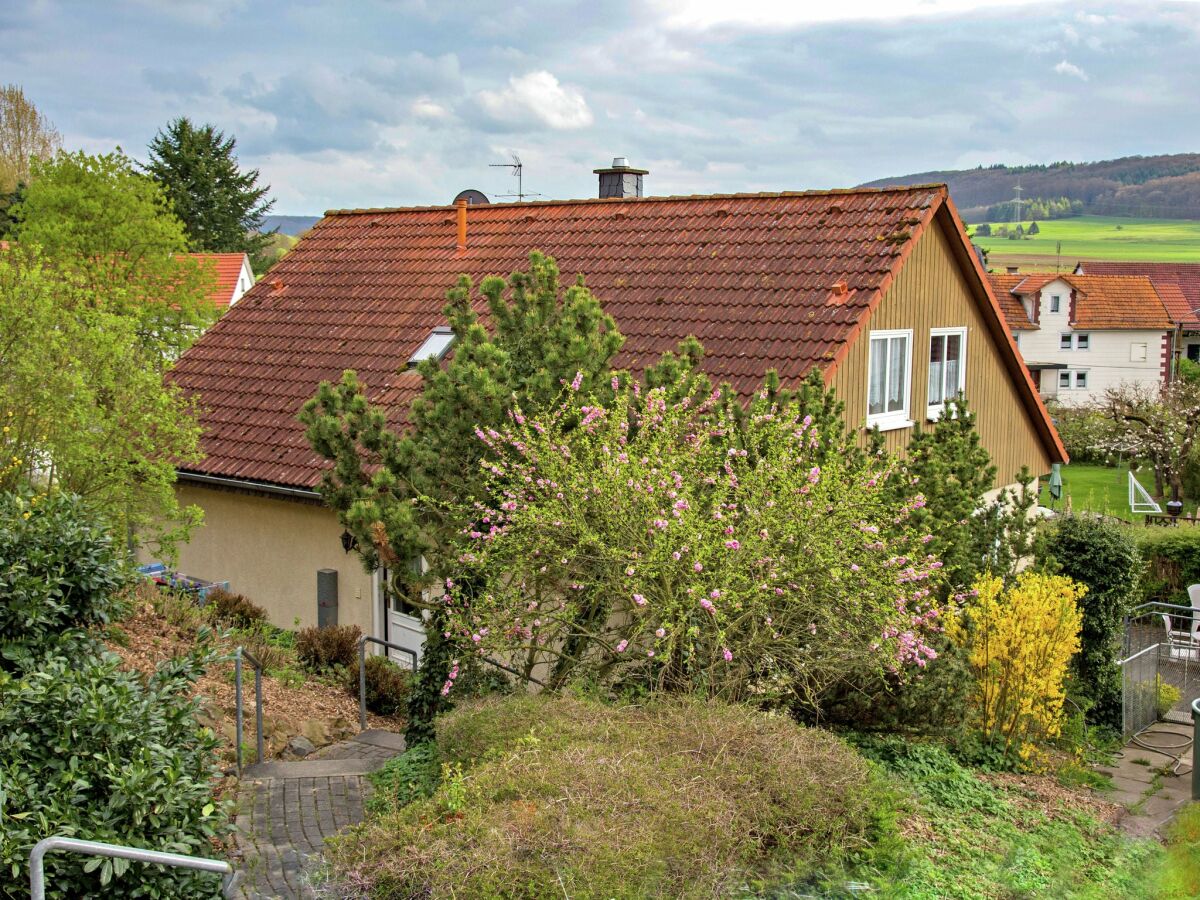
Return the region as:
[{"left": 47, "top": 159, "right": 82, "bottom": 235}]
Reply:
[
  {"left": 989, "top": 272, "right": 1195, "bottom": 405},
  {"left": 1074, "top": 261, "right": 1200, "bottom": 364}
]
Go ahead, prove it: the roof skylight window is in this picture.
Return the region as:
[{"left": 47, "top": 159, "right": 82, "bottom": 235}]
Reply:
[{"left": 408, "top": 326, "right": 455, "bottom": 367}]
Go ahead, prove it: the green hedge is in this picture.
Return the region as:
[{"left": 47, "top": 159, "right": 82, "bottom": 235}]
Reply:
[{"left": 1135, "top": 528, "right": 1200, "bottom": 604}]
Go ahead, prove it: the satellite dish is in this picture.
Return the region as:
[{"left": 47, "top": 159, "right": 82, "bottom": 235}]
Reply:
[{"left": 454, "top": 189, "right": 490, "bottom": 205}]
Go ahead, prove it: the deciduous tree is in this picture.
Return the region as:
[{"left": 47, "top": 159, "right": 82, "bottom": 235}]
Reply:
[
  {"left": 0, "top": 84, "right": 60, "bottom": 195},
  {"left": 1102, "top": 380, "right": 1200, "bottom": 503}
]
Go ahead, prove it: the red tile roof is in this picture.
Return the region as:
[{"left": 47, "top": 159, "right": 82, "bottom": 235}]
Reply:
[
  {"left": 1077, "top": 262, "right": 1200, "bottom": 318},
  {"left": 990, "top": 273, "right": 1176, "bottom": 330},
  {"left": 170, "top": 186, "right": 1064, "bottom": 489},
  {"left": 986, "top": 274, "right": 1037, "bottom": 329},
  {"left": 189, "top": 253, "right": 250, "bottom": 308}
]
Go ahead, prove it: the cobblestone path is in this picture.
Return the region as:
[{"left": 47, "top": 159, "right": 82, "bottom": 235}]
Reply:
[{"left": 227, "top": 729, "right": 405, "bottom": 899}]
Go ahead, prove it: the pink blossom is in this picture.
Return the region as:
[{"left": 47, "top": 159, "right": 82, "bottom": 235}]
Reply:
[
  {"left": 700, "top": 598, "right": 715, "bottom": 613},
  {"left": 725, "top": 540, "right": 741, "bottom": 550},
  {"left": 693, "top": 562, "right": 703, "bottom": 572},
  {"left": 633, "top": 593, "right": 648, "bottom": 606},
  {"left": 850, "top": 563, "right": 860, "bottom": 572},
  {"left": 710, "top": 589, "right": 722, "bottom": 599},
  {"left": 808, "top": 466, "right": 821, "bottom": 484},
  {"left": 616, "top": 639, "right": 628, "bottom": 653},
  {"left": 655, "top": 627, "right": 666, "bottom": 638},
  {"left": 570, "top": 371, "right": 584, "bottom": 391},
  {"left": 722, "top": 647, "right": 733, "bottom": 662},
  {"left": 647, "top": 650, "right": 655, "bottom": 657}
]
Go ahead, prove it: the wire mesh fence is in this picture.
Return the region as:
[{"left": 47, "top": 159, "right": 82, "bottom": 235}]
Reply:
[{"left": 1120, "top": 602, "right": 1200, "bottom": 739}]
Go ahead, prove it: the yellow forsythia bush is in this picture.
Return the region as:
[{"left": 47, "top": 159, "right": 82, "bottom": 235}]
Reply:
[{"left": 948, "top": 572, "right": 1084, "bottom": 761}]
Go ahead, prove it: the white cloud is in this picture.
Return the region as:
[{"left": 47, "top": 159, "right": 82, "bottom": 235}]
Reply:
[
  {"left": 1054, "top": 59, "right": 1089, "bottom": 80},
  {"left": 658, "top": 0, "right": 1044, "bottom": 29},
  {"left": 411, "top": 98, "right": 451, "bottom": 120},
  {"left": 476, "top": 70, "right": 594, "bottom": 129}
]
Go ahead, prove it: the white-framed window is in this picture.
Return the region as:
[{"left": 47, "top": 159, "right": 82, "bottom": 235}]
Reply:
[
  {"left": 1059, "top": 332, "right": 1089, "bottom": 351},
  {"left": 1131, "top": 342, "right": 1147, "bottom": 362},
  {"left": 1075, "top": 371, "right": 1088, "bottom": 389},
  {"left": 927, "top": 327, "right": 967, "bottom": 420},
  {"left": 407, "top": 326, "right": 455, "bottom": 368},
  {"left": 1059, "top": 370, "right": 1072, "bottom": 389},
  {"left": 867, "top": 329, "right": 913, "bottom": 431},
  {"left": 1060, "top": 333, "right": 1072, "bottom": 350},
  {"left": 1076, "top": 333, "right": 1090, "bottom": 350},
  {"left": 1050, "top": 295, "right": 1061, "bottom": 313}
]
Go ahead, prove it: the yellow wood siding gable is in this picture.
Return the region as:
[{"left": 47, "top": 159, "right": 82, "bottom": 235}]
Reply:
[{"left": 829, "top": 215, "right": 1053, "bottom": 486}]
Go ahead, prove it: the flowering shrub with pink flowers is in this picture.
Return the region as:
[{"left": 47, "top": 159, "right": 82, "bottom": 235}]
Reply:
[{"left": 438, "top": 375, "right": 946, "bottom": 707}]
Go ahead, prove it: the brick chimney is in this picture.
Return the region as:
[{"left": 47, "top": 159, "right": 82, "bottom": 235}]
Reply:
[{"left": 594, "top": 157, "right": 648, "bottom": 198}]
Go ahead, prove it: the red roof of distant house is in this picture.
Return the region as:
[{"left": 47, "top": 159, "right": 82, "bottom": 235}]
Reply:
[
  {"left": 189, "top": 253, "right": 251, "bottom": 308},
  {"left": 985, "top": 274, "right": 1038, "bottom": 329},
  {"left": 989, "top": 273, "right": 1177, "bottom": 330},
  {"left": 170, "top": 186, "right": 1063, "bottom": 489},
  {"left": 1076, "top": 262, "right": 1200, "bottom": 318}
]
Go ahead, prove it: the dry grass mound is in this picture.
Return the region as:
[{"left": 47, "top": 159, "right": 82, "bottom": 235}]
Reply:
[{"left": 325, "top": 694, "right": 886, "bottom": 899}]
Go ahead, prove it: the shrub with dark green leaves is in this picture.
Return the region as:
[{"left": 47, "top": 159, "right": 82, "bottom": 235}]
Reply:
[
  {"left": 0, "top": 491, "right": 128, "bottom": 667},
  {"left": 1047, "top": 515, "right": 1142, "bottom": 731},
  {"left": 0, "top": 490, "right": 229, "bottom": 897},
  {"left": 0, "top": 644, "right": 229, "bottom": 898},
  {"left": 296, "top": 623, "right": 361, "bottom": 673},
  {"left": 206, "top": 586, "right": 266, "bottom": 628},
  {"left": 348, "top": 654, "right": 413, "bottom": 716}
]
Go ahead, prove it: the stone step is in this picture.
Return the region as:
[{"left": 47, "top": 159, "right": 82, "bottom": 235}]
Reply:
[{"left": 241, "top": 729, "right": 405, "bottom": 780}]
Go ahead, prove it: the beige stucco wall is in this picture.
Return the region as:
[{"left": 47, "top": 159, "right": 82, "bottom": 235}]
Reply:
[{"left": 154, "top": 483, "right": 376, "bottom": 634}]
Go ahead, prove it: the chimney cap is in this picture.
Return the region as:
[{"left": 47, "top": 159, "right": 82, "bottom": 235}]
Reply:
[{"left": 593, "top": 156, "right": 649, "bottom": 175}]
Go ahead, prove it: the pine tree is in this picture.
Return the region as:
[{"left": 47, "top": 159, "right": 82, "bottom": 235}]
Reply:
[
  {"left": 301, "top": 252, "right": 629, "bottom": 742},
  {"left": 144, "top": 117, "right": 274, "bottom": 265}
]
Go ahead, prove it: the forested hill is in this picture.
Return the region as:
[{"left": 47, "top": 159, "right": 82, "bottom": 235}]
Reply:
[{"left": 860, "top": 154, "right": 1200, "bottom": 221}]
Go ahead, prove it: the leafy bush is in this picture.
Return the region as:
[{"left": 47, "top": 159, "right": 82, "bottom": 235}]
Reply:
[
  {"left": 366, "top": 742, "right": 441, "bottom": 815},
  {"left": 1048, "top": 403, "right": 1114, "bottom": 465},
  {"left": 348, "top": 654, "right": 412, "bottom": 715},
  {"left": 1136, "top": 527, "right": 1200, "bottom": 605},
  {"left": 0, "top": 491, "right": 128, "bottom": 667},
  {"left": 0, "top": 645, "right": 229, "bottom": 898},
  {"left": 205, "top": 586, "right": 266, "bottom": 628},
  {"left": 326, "top": 695, "right": 890, "bottom": 898},
  {"left": 1046, "top": 515, "right": 1142, "bottom": 731},
  {"left": 443, "top": 377, "right": 944, "bottom": 707},
  {"left": 1156, "top": 676, "right": 1182, "bottom": 719},
  {"left": 296, "top": 623, "right": 361, "bottom": 673},
  {"left": 0, "top": 490, "right": 228, "bottom": 897},
  {"left": 948, "top": 573, "right": 1084, "bottom": 764}
]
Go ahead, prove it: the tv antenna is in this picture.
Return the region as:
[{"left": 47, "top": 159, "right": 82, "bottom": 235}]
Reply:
[{"left": 489, "top": 152, "right": 541, "bottom": 202}]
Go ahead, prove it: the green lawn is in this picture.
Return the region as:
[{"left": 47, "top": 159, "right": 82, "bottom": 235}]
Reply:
[
  {"left": 1046, "top": 462, "right": 1196, "bottom": 520},
  {"left": 969, "top": 215, "right": 1200, "bottom": 268}
]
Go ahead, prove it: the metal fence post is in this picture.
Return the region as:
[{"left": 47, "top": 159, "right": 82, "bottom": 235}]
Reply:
[
  {"left": 254, "top": 665, "right": 264, "bottom": 767},
  {"left": 1193, "top": 698, "right": 1200, "bottom": 801},
  {"left": 234, "top": 651, "right": 244, "bottom": 773}
]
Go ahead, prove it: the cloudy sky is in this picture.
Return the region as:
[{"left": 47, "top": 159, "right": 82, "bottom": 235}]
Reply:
[{"left": 4, "top": 0, "right": 1199, "bottom": 213}]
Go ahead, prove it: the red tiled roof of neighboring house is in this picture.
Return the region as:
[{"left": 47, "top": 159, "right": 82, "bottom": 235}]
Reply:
[
  {"left": 190, "top": 253, "right": 250, "bottom": 308},
  {"left": 1154, "top": 283, "right": 1200, "bottom": 328},
  {"left": 991, "top": 273, "right": 1175, "bottom": 330},
  {"left": 170, "top": 186, "right": 1064, "bottom": 489},
  {"left": 1077, "top": 261, "right": 1200, "bottom": 317},
  {"left": 986, "top": 274, "right": 1037, "bottom": 329}
]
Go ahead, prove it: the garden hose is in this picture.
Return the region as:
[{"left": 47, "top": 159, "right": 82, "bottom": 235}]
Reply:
[{"left": 1128, "top": 728, "right": 1194, "bottom": 777}]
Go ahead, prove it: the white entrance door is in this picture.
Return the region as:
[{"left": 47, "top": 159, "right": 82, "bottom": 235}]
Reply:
[{"left": 377, "top": 564, "right": 427, "bottom": 669}]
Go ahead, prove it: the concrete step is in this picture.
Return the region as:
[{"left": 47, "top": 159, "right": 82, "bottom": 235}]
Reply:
[{"left": 241, "top": 729, "right": 406, "bottom": 780}]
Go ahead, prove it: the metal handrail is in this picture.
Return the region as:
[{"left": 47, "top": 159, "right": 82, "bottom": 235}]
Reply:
[
  {"left": 357, "top": 635, "right": 418, "bottom": 730},
  {"left": 29, "top": 836, "right": 232, "bottom": 899},
  {"left": 234, "top": 647, "right": 265, "bottom": 773}
]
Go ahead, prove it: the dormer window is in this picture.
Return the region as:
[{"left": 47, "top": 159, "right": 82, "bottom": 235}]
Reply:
[
  {"left": 1049, "top": 295, "right": 1061, "bottom": 313},
  {"left": 408, "top": 326, "right": 455, "bottom": 368}
]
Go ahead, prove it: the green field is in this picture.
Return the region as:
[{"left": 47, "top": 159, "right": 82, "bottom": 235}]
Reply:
[
  {"left": 1047, "top": 462, "right": 1196, "bottom": 520},
  {"left": 969, "top": 215, "right": 1200, "bottom": 269}
]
